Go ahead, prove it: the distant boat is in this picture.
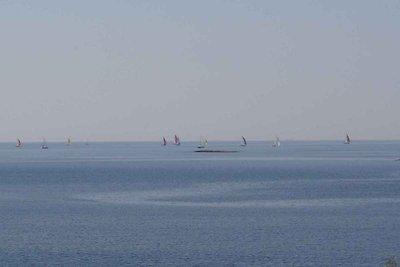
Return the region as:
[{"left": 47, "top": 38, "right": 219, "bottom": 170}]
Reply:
[
  {"left": 174, "top": 135, "right": 181, "bottom": 146},
  {"left": 41, "top": 138, "right": 48, "bottom": 149},
  {"left": 16, "top": 138, "right": 22, "bottom": 148},
  {"left": 344, "top": 133, "right": 351, "bottom": 144},
  {"left": 197, "top": 138, "right": 208, "bottom": 149},
  {"left": 162, "top": 137, "right": 167, "bottom": 146},
  {"left": 66, "top": 137, "right": 71, "bottom": 146},
  {"left": 240, "top": 136, "right": 247, "bottom": 147},
  {"left": 272, "top": 136, "right": 281, "bottom": 147},
  {"left": 195, "top": 149, "right": 238, "bottom": 153}
]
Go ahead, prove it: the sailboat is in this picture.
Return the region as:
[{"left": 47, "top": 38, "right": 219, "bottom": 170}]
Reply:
[
  {"left": 197, "top": 138, "right": 208, "bottom": 149},
  {"left": 240, "top": 136, "right": 247, "bottom": 147},
  {"left": 344, "top": 133, "right": 351, "bottom": 144},
  {"left": 41, "top": 138, "right": 48, "bottom": 149},
  {"left": 272, "top": 136, "right": 281, "bottom": 147},
  {"left": 16, "top": 138, "right": 22, "bottom": 148},
  {"left": 162, "top": 137, "right": 167, "bottom": 146},
  {"left": 66, "top": 137, "right": 71, "bottom": 146},
  {"left": 174, "top": 135, "right": 181, "bottom": 146}
]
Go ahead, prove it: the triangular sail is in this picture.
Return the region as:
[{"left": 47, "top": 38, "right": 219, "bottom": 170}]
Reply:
[
  {"left": 273, "top": 136, "right": 281, "bottom": 147},
  {"left": 67, "top": 138, "right": 71, "bottom": 145},
  {"left": 163, "top": 137, "right": 167, "bottom": 146},
  {"left": 345, "top": 133, "right": 351, "bottom": 144},
  {"left": 16, "top": 138, "right": 21, "bottom": 147},
  {"left": 241, "top": 136, "right": 247, "bottom": 146},
  {"left": 174, "top": 135, "right": 181, "bottom": 145}
]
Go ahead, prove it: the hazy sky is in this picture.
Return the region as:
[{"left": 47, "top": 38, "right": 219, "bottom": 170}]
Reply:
[{"left": 1, "top": 0, "right": 399, "bottom": 141}]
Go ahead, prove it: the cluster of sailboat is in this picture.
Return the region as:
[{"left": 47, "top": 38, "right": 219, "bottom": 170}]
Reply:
[
  {"left": 161, "top": 134, "right": 351, "bottom": 148},
  {"left": 14, "top": 134, "right": 351, "bottom": 150},
  {"left": 163, "top": 135, "right": 180, "bottom": 146},
  {"left": 15, "top": 137, "right": 74, "bottom": 149},
  {"left": 161, "top": 135, "right": 283, "bottom": 148}
]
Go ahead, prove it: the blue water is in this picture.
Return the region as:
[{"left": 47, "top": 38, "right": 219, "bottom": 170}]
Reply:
[{"left": 0, "top": 141, "right": 399, "bottom": 266}]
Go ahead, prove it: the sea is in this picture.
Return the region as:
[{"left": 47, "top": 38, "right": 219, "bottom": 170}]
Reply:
[{"left": 0, "top": 141, "right": 399, "bottom": 266}]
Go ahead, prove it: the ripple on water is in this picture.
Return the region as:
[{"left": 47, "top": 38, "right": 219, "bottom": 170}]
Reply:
[{"left": 73, "top": 181, "right": 400, "bottom": 209}]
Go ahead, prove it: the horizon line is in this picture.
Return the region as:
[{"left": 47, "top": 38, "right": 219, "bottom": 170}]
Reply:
[{"left": 2, "top": 139, "right": 400, "bottom": 143}]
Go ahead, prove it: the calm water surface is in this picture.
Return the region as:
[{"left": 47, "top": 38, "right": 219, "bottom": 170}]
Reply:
[{"left": 0, "top": 141, "right": 399, "bottom": 266}]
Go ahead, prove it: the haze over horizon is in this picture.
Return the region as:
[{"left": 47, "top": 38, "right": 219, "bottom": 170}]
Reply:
[{"left": 1, "top": 0, "right": 399, "bottom": 142}]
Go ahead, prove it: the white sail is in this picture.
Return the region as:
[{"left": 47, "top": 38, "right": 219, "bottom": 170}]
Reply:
[
  {"left": 197, "top": 137, "right": 208, "bottom": 148},
  {"left": 273, "top": 136, "right": 281, "bottom": 147}
]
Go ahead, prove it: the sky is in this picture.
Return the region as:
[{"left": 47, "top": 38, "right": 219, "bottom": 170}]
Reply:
[{"left": 0, "top": 0, "right": 399, "bottom": 142}]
